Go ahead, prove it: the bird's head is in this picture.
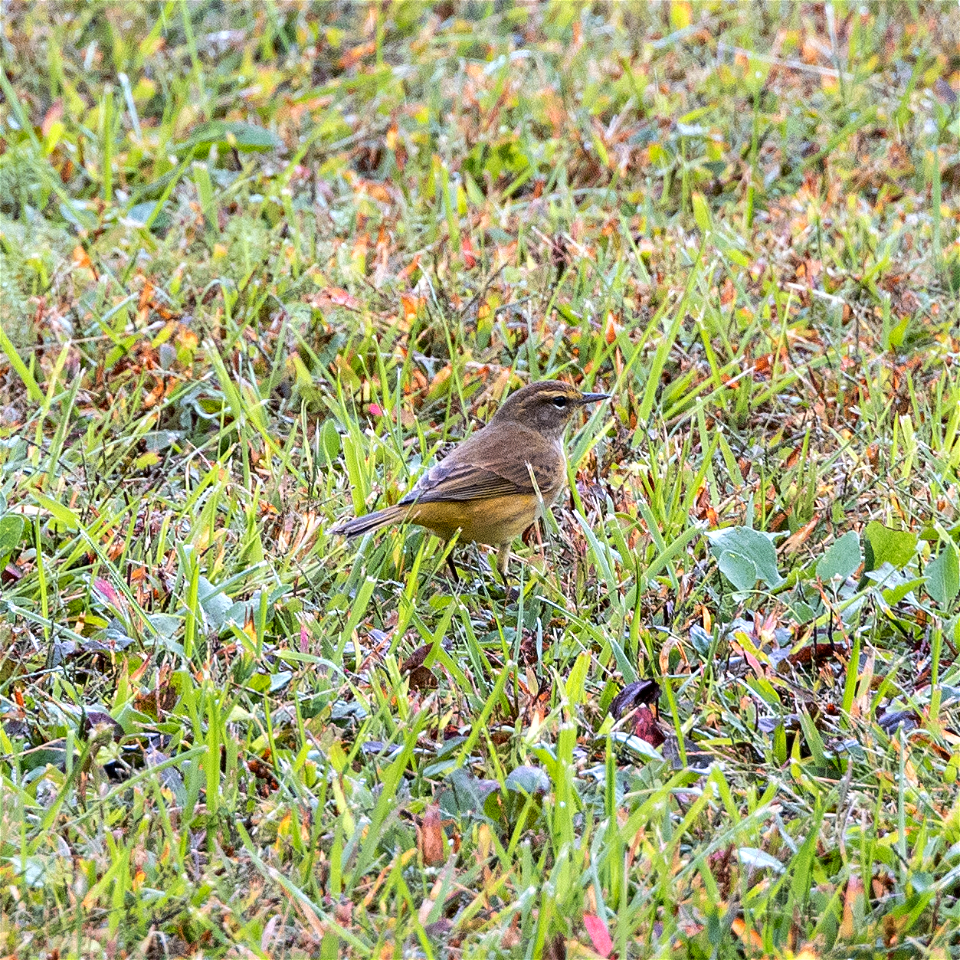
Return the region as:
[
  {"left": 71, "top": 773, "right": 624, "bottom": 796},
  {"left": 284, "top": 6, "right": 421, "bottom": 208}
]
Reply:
[{"left": 490, "top": 380, "right": 610, "bottom": 440}]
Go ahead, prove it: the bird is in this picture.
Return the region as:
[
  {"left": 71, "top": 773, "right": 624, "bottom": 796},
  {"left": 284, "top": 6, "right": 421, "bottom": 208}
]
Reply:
[{"left": 330, "top": 379, "right": 611, "bottom": 578}]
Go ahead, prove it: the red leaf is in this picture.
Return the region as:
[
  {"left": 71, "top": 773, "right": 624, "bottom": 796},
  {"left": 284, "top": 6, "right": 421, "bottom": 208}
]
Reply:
[
  {"left": 93, "top": 577, "right": 121, "bottom": 609},
  {"left": 583, "top": 913, "right": 613, "bottom": 958},
  {"left": 462, "top": 235, "right": 477, "bottom": 269},
  {"left": 632, "top": 705, "right": 666, "bottom": 748}
]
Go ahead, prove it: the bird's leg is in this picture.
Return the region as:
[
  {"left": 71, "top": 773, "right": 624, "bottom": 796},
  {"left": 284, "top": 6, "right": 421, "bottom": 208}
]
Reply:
[
  {"left": 533, "top": 518, "right": 545, "bottom": 555},
  {"left": 496, "top": 544, "right": 521, "bottom": 601},
  {"left": 496, "top": 543, "right": 511, "bottom": 580},
  {"left": 446, "top": 553, "right": 461, "bottom": 583}
]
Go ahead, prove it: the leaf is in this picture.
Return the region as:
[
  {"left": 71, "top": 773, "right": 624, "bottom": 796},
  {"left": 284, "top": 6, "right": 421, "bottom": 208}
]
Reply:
[
  {"left": 310, "top": 287, "right": 361, "bottom": 312},
  {"left": 927, "top": 542, "right": 960, "bottom": 607},
  {"left": 880, "top": 576, "right": 925, "bottom": 606},
  {"left": 717, "top": 549, "right": 758, "bottom": 591},
  {"left": 504, "top": 765, "right": 550, "bottom": 796},
  {"left": 863, "top": 566, "right": 925, "bottom": 605},
  {"left": 93, "top": 577, "right": 122, "bottom": 610},
  {"left": 0, "top": 515, "right": 25, "bottom": 560},
  {"left": 631, "top": 705, "right": 667, "bottom": 749},
  {"left": 609, "top": 680, "right": 661, "bottom": 719},
  {"left": 817, "top": 531, "right": 862, "bottom": 581},
  {"left": 564, "top": 651, "right": 591, "bottom": 704},
  {"left": 178, "top": 121, "right": 282, "bottom": 152},
  {"left": 863, "top": 521, "right": 917, "bottom": 572},
  {"left": 738, "top": 847, "right": 786, "bottom": 873},
  {"left": 72, "top": 244, "right": 95, "bottom": 273},
  {"left": 197, "top": 577, "right": 235, "bottom": 631},
  {"left": 147, "top": 613, "right": 181, "bottom": 639},
  {"left": 706, "top": 527, "right": 783, "bottom": 591},
  {"left": 583, "top": 914, "right": 614, "bottom": 958},
  {"left": 0, "top": 324, "right": 44, "bottom": 403},
  {"left": 125, "top": 199, "right": 168, "bottom": 228},
  {"left": 417, "top": 804, "right": 447, "bottom": 867},
  {"left": 31, "top": 493, "right": 79, "bottom": 530},
  {"left": 692, "top": 191, "right": 712, "bottom": 235},
  {"left": 609, "top": 731, "right": 664, "bottom": 761},
  {"left": 669, "top": 1, "right": 692, "bottom": 30},
  {"left": 442, "top": 768, "right": 498, "bottom": 818}
]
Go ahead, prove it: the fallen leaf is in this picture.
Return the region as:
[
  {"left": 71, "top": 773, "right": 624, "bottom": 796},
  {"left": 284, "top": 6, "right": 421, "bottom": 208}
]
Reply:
[
  {"left": 582, "top": 913, "right": 613, "bottom": 958},
  {"left": 418, "top": 804, "right": 447, "bottom": 866},
  {"left": 609, "top": 680, "right": 660, "bottom": 719},
  {"left": 72, "top": 245, "right": 98, "bottom": 278}
]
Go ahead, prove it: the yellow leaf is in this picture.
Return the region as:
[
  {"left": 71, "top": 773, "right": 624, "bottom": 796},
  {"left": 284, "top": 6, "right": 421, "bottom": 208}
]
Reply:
[{"left": 669, "top": 1, "right": 692, "bottom": 29}]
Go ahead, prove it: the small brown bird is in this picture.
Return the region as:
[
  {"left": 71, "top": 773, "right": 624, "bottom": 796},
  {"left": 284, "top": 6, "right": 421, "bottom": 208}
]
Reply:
[{"left": 331, "top": 380, "right": 610, "bottom": 577}]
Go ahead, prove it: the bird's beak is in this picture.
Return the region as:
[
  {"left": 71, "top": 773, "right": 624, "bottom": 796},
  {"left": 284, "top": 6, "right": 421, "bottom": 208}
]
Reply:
[{"left": 579, "top": 392, "right": 611, "bottom": 404}]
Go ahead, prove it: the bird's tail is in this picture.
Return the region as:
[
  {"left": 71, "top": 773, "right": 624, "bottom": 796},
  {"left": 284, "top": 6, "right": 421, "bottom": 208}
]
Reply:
[{"left": 330, "top": 504, "right": 406, "bottom": 538}]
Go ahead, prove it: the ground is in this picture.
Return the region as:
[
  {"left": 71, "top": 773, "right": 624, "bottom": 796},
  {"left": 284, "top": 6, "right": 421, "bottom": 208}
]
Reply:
[{"left": 1, "top": 2, "right": 960, "bottom": 957}]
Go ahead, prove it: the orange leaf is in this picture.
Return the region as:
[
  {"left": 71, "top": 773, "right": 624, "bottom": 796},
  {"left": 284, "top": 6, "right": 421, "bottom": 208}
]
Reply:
[
  {"left": 397, "top": 255, "right": 421, "bottom": 282},
  {"left": 400, "top": 294, "right": 422, "bottom": 322},
  {"left": 338, "top": 40, "right": 376, "bottom": 69},
  {"left": 462, "top": 234, "right": 477, "bottom": 269},
  {"left": 72, "top": 245, "right": 98, "bottom": 278},
  {"left": 311, "top": 287, "right": 361, "bottom": 312},
  {"left": 138, "top": 279, "right": 154, "bottom": 312},
  {"left": 417, "top": 804, "right": 447, "bottom": 867},
  {"left": 177, "top": 325, "right": 199, "bottom": 351},
  {"left": 359, "top": 179, "right": 392, "bottom": 203},
  {"left": 840, "top": 875, "right": 865, "bottom": 939},
  {"left": 783, "top": 518, "right": 818, "bottom": 553},
  {"left": 731, "top": 917, "right": 762, "bottom": 950},
  {"left": 604, "top": 312, "right": 620, "bottom": 345}
]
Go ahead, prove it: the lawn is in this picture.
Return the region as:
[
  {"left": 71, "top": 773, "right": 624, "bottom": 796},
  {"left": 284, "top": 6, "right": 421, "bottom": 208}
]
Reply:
[{"left": 2, "top": 2, "right": 960, "bottom": 957}]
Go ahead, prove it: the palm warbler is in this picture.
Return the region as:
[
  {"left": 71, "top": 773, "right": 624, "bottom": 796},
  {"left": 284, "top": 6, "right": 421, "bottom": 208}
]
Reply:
[{"left": 331, "top": 380, "right": 610, "bottom": 576}]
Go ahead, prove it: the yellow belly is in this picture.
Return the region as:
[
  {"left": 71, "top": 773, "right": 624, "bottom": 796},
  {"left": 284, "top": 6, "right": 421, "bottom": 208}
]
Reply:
[{"left": 405, "top": 494, "right": 542, "bottom": 546}]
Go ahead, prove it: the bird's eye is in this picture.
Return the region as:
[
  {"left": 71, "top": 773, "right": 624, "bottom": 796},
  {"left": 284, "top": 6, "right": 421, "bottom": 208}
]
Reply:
[{"left": 552, "top": 396, "right": 569, "bottom": 408}]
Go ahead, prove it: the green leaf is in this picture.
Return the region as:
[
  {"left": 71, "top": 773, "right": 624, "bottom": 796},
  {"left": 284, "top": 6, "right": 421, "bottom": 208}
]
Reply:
[
  {"left": 178, "top": 121, "right": 283, "bottom": 153},
  {"left": 564, "top": 651, "right": 591, "bottom": 705},
  {"left": 609, "top": 731, "right": 664, "bottom": 761},
  {"left": 706, "top": 527, "right": 783, "bottom": 591},
  {"left": 269, "top": 671, "right": 293, "bottom": 693},
  {"left": 197, "top": 577, "right": 235, "bottom": 631},
  {"left": 927, "top": 542, "right": 960, "bottom": 608},
  {"left": 321, "top": 419, "right": 341, "bottom": 460},
  {"left": 504, "top": 765, "right": 550, "bottom": 796},
  {"left": 147, "top": 613, "right": 181, "bottom": 639},
  {"left": 880, "top": 576, "right": 926, "bottom": 606},
  {"left": 125, "top": 199, "right": 168, "bottom": 228},
  {"left": 737, "top": 848, "right": 785, "bottom": 873},
  {"left": 817, "top": 531, "right": 862, "bottom": 581},
  {"left": 442, "top": 768, "right": 498, "bottom": 818},
  {"left": 863, "top": 521, "right": 918, "bottom": 572},
  {"left": 0, "top": 324, "right": 44, "bottom": 404},
  {"left": 31, "top": 493, "right": 79, "bottom": 530},
  {"left": 716, "top": 549, "right": 758, "bottom": 591},
  {"left": 0, "top": 515, "right": 26, "bottom": 559},
  {"left": 692, "top": 191, "right": 712, "bottom": 235}
]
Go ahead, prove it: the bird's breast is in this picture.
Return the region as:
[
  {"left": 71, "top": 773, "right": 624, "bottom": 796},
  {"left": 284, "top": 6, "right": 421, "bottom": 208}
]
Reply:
[{"left": 406, "top": 494, "right": 541, "bottom": 546}]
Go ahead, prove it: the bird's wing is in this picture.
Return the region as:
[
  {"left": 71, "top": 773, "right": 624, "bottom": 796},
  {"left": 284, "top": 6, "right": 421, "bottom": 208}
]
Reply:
[{"left": 399, "top": 435, "right": 561, "bottom": 505}]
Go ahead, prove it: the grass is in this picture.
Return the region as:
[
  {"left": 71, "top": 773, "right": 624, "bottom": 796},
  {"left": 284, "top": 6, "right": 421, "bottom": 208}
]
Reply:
[{"left": 1, "top": 1, "right": 960, "bottom": 957}]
